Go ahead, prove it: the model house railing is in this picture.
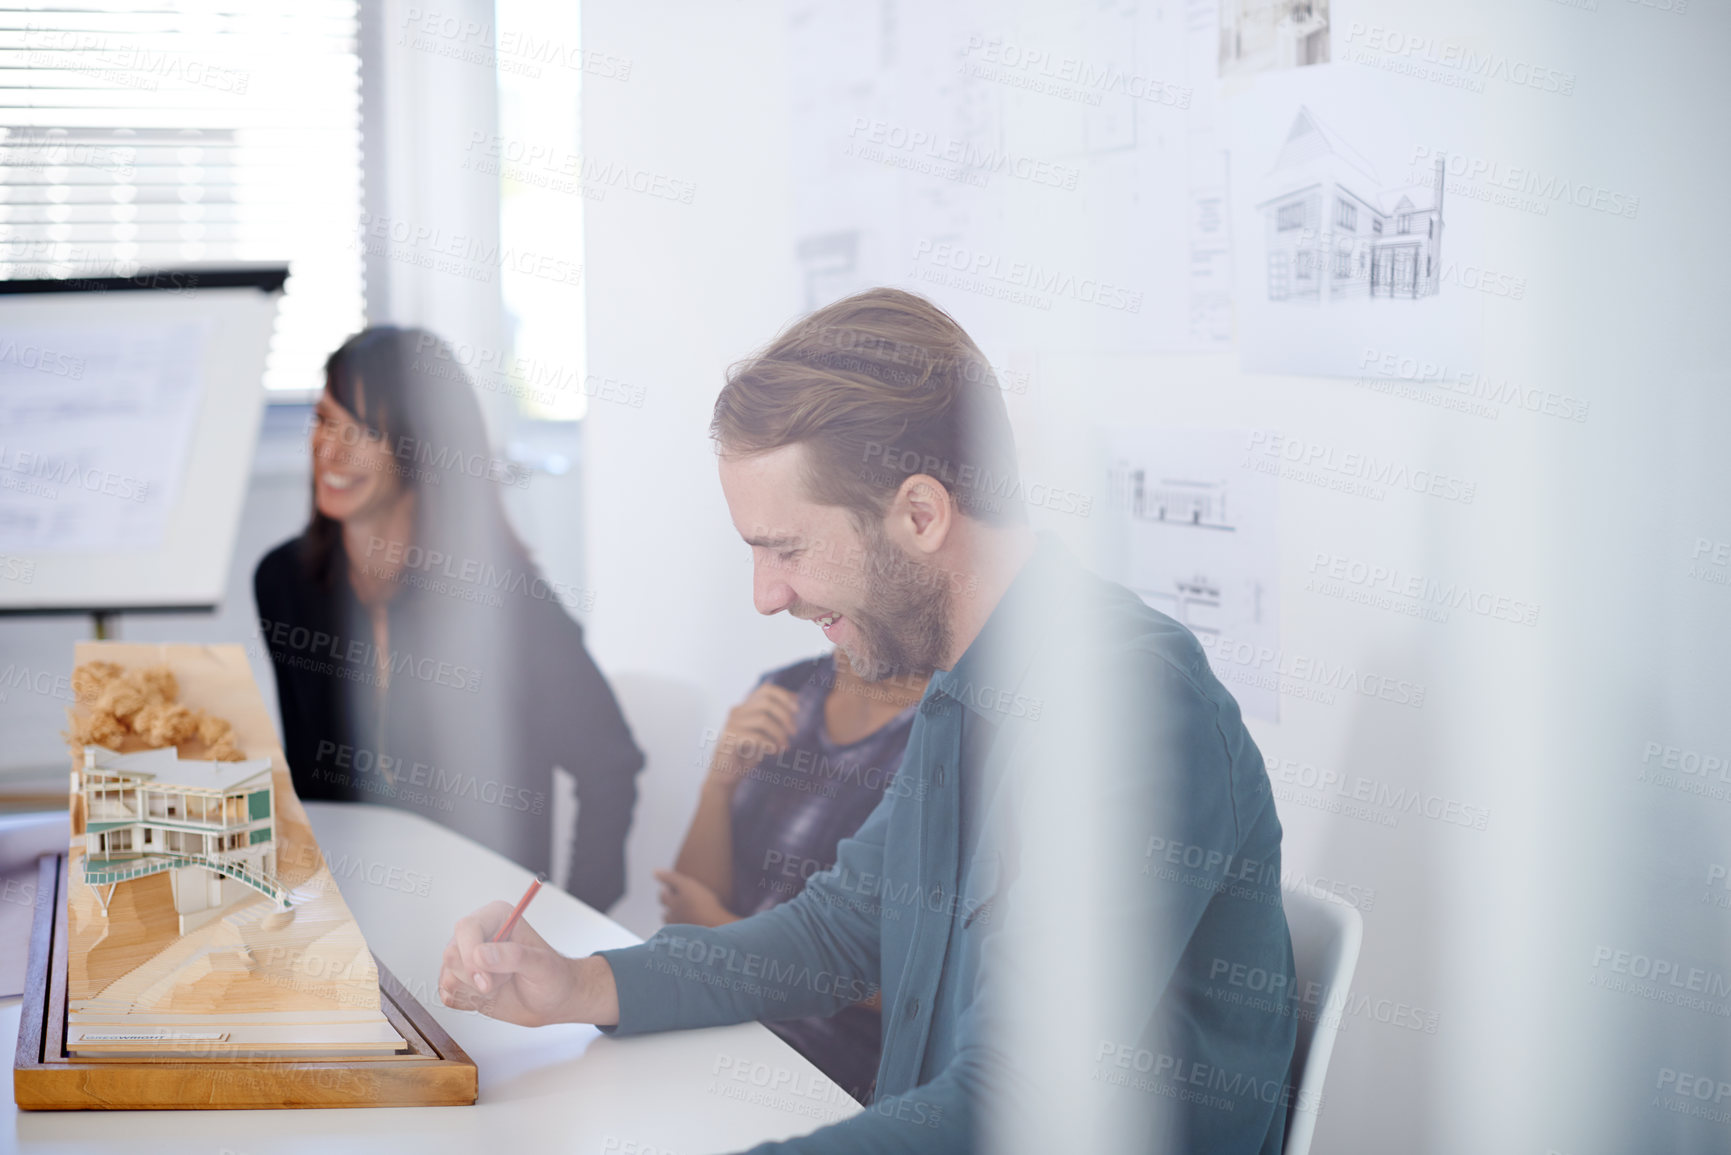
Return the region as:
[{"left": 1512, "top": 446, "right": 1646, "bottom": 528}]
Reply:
[{"left": 82, "top": 850, "right": 290, "bottom": 907}]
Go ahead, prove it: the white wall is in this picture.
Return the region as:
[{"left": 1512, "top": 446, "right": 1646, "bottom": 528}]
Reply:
[
  {"left": 578, "top": 1, "right": 810, "bottom": 936},
  {"left": 580, "top": 1, "right": 1731, "bottom": 1151}
]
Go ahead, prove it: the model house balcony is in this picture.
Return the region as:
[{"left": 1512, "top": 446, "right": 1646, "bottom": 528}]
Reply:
[
  {"left": 140, "top": 794, "right": 248, "bottom": 829},
  {"left": 86, "top": 799, "right": 140, "bottom": 822}
]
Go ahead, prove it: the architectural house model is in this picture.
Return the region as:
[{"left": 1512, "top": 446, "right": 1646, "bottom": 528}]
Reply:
[
  {"left": 55, "top": 642, "right": 403, "bottom": 1059},
  {"left": 17, "top": 642, "right": 476, "bottom": 1110},
  {"left": 75, "top": 745, "right": 286, "bottom": 935}
]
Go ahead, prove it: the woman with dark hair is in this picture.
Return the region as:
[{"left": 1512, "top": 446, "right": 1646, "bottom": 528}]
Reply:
[{"left": 254, "top": 326, "right": 644, "bottom": 911}]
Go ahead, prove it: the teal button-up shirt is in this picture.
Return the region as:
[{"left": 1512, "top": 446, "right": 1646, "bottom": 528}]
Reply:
[{"left": 599, "top": 537, "right": 1297, "bottom": 1152}]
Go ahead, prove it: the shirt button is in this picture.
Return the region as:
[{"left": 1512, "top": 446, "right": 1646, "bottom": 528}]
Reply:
[
  {"left": 905, "top": 997, "right": 921, "bottom": 1021},
  {"left": 935, "top": 765, "right": 947, "bottom": 786}
]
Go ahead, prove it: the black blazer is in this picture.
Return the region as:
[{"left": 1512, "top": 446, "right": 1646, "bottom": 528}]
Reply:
[{"left": 253, "top": 536, "right": 644, "bottom": 911}]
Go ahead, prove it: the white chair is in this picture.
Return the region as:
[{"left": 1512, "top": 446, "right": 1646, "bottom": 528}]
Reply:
[
  {"left": 602, "top": 672, "right": 710, "bottom": 938},
  {"left": 1281, "top": 883, "right": 1365, "bottom": 1155}
]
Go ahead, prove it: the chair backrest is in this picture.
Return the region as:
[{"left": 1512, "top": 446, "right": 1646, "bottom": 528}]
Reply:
[
  {"left": 1281, "top": 883, "right": 1364, "bottom": 1155},
  {"left": 601, "top": 672, "right": 710, "bottom": 937}
]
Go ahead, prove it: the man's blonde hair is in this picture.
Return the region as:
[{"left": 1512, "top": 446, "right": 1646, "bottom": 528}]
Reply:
[{"left": 711, "top": 288, "right": 1025, "bottom": 526}]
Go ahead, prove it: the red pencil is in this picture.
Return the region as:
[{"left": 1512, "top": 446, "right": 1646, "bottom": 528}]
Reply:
[{"left": 491, "top": 874, "right": 546, "bottom": 943}]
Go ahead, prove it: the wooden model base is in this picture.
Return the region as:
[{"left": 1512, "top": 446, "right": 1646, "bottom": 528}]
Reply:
[{"left": 15, "top": 854, "right": 477, "bottom": 1110}]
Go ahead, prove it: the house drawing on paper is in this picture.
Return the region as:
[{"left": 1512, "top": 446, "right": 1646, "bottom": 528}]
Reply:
[
  {"left": 1257, "top": 107, "right": 1444, "bottom": 304},
  {"left": 1109, "top": 465, "right": 1235, "bottom": 532},
  {"left": 75, "top": 745, "right": 288, "bottom": 934}
]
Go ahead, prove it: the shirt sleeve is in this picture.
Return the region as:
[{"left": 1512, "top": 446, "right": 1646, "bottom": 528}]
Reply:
[
  {"left": 252, "top": 548, "right": 309, "bottom": 766},
  {"left": 535, "top": 609, "right": 645, "bottom": 913},
  {"left": 595, "top": 790, "right": 890, "bottom": 1034},
  {"left": 563, "top": 751, "right": 639, "bottom": 912}
]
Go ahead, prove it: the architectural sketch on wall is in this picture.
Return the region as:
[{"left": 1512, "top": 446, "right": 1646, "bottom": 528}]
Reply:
[
  {"left": 1188, "top": 147, "right": 1235, "bottom": 347},
  {"left": 1220, "top": 0, "right": 1330, "bottom": 77},
  {"left": 1229, "top": 78, "right": 1484, "bottom": 378},
  {"left": 787, "top": 0, "right": 1234, "bottom": 356},
  {"left": 1116, "top": 469, "right": 1235, "bottom": 532},
  {"left": 788, "top": 1, "right": 1000, "bottom": 318},
  {"left": 1258, "top": 107, "right": 1445, "bottom": 305},
  {"left": 1102, "top": 428, "right": 1280, "bottom": 721},
  {"left": 1107, "top": 464, "right": 1253, "bottom": 638}
]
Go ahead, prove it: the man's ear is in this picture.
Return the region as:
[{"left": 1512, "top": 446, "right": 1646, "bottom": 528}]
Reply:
[{"left": 890, "top": 472, "right": 954, "bottom": 556}]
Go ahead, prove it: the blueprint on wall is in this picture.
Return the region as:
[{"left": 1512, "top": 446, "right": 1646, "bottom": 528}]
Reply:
[
  {"left": 1226, "top": 57, "right": 1488, "bottom": 378},
  {"left": 788, "top": 0, "right": 1235, "bottom": 357}
]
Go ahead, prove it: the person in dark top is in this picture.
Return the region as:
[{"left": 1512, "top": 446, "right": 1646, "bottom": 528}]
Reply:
[
  {"left": 253, "top": 326, "right": 644, "bottom": 912},
  {"left": 655, "top": 649, "right": 928, "bottom": 1103}
]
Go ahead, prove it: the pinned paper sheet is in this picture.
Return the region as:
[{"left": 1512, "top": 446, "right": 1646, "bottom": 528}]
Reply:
[
  {"left": 0, "top": 322, "right": 208, "bottom": 553},
  {"left": 1101, "top": 427, "right": 1281, "bottom": 721}
]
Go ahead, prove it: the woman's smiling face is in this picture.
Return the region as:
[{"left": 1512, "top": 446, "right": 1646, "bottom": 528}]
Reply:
[{"left": 310, "top": 385, "right": 404, "bottom": 524}]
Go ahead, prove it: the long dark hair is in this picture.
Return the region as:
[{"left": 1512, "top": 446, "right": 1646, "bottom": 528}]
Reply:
[{"left": 300, "top": 326, "right": 535, "bottom": 590}]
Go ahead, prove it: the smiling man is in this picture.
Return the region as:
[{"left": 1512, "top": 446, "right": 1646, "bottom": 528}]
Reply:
[{"left": 440, "top": 289, "right": 1298, "bottom": 1153}]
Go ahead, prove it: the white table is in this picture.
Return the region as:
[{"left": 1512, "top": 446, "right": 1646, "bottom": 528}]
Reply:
[{"left": 3, "top": 802, "right": 860, "bottom": 1154}]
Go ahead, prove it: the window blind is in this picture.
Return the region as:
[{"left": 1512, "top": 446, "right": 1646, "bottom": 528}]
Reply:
[{"left": 0, "top": 1, "right": 364, "bottom": 393}]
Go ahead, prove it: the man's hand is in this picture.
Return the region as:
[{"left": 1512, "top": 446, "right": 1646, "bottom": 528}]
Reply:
[
  {"left": 438, "top": 900, "right": 619, "bottom": 1027},
  {"left": 708, "top": 682, "right": 799, "bottom": 791},
  {"left": 655, "top": 868, "right": 739, "bottom": 927}
]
